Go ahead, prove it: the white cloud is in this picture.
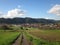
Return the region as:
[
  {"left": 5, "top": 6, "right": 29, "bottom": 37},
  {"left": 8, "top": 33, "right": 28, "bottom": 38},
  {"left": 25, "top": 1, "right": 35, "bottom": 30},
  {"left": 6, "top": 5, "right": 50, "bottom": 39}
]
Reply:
[
  {"left": 0, "top": 12, "right": 3, "bottom": 16},
  {"left": 45, "top": 17, "right": 49, "bottom": 19},
  {"left": 48, "top": 4, "right": 60, "bottom": 16},
  {"left": 0, "top": 8, "right": 25, "bottom": 18}
]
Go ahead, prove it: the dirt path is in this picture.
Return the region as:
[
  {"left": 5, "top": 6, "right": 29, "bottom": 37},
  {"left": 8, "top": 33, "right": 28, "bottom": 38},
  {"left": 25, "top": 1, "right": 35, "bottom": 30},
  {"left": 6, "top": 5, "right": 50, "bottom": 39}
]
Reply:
[
  {"left": 21, "top": 34, "right": 29, "bottom": 45},
  {"left": 12, "top": 34, "right": 22, "bottom": 45},
  {"left": 12, "top": 33, "right": 29, "bottom": 45}
]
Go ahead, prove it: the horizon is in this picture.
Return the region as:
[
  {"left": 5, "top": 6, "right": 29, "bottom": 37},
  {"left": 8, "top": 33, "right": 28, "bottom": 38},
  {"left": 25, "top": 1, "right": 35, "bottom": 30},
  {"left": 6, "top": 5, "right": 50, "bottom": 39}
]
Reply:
[
  {"left": 0, "top": 0, "right": 60, "bottom": 20},
  {"left": 0, "top": 17, "right": 59, "bottom": 20}
]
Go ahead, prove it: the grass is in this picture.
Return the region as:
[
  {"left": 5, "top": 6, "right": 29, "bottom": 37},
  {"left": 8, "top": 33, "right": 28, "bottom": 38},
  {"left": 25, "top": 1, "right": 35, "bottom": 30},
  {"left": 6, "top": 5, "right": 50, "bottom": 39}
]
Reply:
[
  {"left": 0, "top": 27, "right": 60, "bottom": 45},
  {"left": 26, "top": 28, "right": 60, "bottom": 45},
  {"left": 0, "top": 30, "right": 20, "bottom": 45},
  {"left": 27, "top": 29, "right": 60, "bottom": 41},
  {"left": 25, "top": 31, "right": 48, "bottom": 45}
]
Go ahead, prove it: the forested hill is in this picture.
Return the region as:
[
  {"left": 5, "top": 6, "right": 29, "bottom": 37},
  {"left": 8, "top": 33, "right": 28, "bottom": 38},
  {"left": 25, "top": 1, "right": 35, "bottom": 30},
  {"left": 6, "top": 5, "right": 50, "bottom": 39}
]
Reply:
[{"left": 0, "top": 17, "right": 59, "bottom": 24}]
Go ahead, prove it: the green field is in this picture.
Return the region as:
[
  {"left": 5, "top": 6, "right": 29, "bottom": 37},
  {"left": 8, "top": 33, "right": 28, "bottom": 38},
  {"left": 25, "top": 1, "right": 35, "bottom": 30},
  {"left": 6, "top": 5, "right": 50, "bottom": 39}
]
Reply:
[
  {"left": 25, "top": 28, "right": 60, "bottom": 45},
  {"left": 0, "top": 30, "right": 20, "bottom": 45},
  {"left": 0, "top": 27, "right": 60, "bottom": 45}
]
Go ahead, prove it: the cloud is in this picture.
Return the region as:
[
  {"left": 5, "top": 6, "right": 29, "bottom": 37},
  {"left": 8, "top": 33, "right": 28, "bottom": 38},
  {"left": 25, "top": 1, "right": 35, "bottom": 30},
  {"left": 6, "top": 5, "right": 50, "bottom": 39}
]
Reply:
[
  {"left": 0, "top": 12, "right": 3, "bottom": 16},
  {"left": 45, "top": 17, "right": 49, "bottom": 19},
  {"left": 6, "top": 8, "right": 25, "bottom": 18},
  {"left": 0, "top": 7, "right": 25, "bottom": 18},
  {"left": 48, "top": 4, "right": 60, "bottom": 16}
]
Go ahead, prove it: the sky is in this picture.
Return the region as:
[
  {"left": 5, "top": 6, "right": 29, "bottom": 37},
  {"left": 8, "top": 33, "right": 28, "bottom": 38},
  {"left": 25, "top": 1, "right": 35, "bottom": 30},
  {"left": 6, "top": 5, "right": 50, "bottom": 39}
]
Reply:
[{"left": 0, "top": 0, "right": 60, "bottom": 20}]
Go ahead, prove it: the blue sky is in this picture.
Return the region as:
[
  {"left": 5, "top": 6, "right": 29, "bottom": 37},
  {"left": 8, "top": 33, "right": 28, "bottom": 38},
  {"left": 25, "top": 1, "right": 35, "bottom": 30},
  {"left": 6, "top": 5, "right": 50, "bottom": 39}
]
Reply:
[{"left": 0, "top": 0, "right": 60, "bottom": 20}]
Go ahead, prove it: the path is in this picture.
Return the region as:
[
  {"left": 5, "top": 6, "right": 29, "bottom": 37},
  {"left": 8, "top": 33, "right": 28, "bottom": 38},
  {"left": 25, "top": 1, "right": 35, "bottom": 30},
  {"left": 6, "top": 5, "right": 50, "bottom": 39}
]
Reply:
[
  {"left": 21, "top": 34, "right": 29, "bottom": 45},
  {"left": 12, "top": 33, "right": 29, "bottom": 45},
  {"left": 12, "top": 34, "right": 22, "bottom": 45}
]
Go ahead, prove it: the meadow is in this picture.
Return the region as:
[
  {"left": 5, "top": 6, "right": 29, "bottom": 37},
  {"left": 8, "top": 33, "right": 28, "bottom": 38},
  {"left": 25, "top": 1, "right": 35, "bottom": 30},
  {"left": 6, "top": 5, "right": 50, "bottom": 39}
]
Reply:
[
  {"left": 25, "top": 28, "right": 60, "bottom": 45},
  {"left": 0, "top": 26, "right": 60, "bottom": 45},
  {"left": 0, "top": 30, "right": 20, "bottom": 45}
]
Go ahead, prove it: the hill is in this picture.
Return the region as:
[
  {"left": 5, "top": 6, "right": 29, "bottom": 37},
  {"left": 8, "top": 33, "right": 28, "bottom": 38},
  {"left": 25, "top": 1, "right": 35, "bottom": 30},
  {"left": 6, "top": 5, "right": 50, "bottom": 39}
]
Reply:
[{"left": 0, "top": 17, "right": 59, "bottom": 24}]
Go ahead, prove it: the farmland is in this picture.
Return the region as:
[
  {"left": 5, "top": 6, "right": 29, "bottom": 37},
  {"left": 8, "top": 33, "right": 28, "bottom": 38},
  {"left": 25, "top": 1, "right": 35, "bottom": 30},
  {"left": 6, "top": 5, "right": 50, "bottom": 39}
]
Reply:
[
  {"left": 0, "top": 30, "right": 20, "bottom": 45},
  {"left": 26, "top": 28, "right": 60, "bottom": 45},
  {"left": 0, "top": 25, "right": 60, "bottom": 45}
]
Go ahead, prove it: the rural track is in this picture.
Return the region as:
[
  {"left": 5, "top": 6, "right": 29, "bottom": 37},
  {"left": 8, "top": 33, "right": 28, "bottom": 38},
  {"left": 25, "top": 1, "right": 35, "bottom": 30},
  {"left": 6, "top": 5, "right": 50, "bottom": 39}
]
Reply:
[
  {"left": 12, "top": 33, "right": 29, "bottom": 45},
  {"left": 12, "top": 34, "right": 22, "bottom": 45},
  {"left": 20, "top": 33, "right": 29, "bottom": 45}
]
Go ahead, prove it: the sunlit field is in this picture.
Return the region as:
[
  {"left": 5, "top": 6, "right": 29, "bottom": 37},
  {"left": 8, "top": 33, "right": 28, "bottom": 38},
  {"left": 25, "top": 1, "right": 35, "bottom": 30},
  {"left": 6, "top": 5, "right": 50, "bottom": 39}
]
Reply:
[
  {"left": 26, "top": 28, "right": 60, "bottom": 45},
  {"left": 0, "top": 30, "right": 20, "bottom": 45}
]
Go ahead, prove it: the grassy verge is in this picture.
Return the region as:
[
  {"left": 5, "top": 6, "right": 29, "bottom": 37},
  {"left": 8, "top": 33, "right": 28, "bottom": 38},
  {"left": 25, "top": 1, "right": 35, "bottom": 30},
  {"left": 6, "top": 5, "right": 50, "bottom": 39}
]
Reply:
[{"left": 0, "top": 31, "right": 20, "bottom": 45}]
